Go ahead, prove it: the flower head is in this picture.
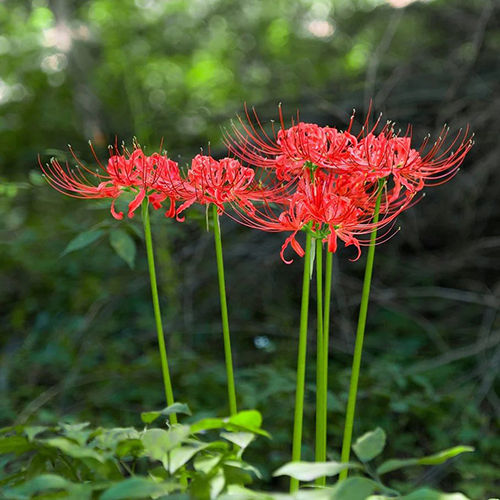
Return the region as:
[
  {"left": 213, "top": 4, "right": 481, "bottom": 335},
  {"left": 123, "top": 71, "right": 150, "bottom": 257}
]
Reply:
[
  {"left": 40, "top": 144, "right": 183, "bottom": 219},
  {"left": 225, "top": 105, "right": 473, "bottom": 262}
]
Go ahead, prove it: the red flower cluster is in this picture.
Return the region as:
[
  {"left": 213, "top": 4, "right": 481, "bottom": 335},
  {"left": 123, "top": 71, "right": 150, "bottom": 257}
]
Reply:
[
  {"left": 226, "top": 107, "right": 472, "bottom": 262},
  {"left": 40, "top": 106, "right": 472, "bottom": 264},
  {"left": 40, "top": 146, "right": 273, "bottom": 222}
]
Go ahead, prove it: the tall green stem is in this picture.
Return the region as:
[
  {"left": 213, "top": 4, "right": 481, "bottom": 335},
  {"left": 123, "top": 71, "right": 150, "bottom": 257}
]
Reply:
[
  {"left": 323, "top": 250, "right": 333, "bottom": 408},
  {"left": 339, "top": 187, "right": 383, "bottom": 479},
  {"left": 212, "top": 204, "right": 237, "bottom": 416},
  {"left": 290, "top": 232, "right": 313, "bottom": 493},
  {"left": 142, "top": 200, "right": 177, "bottom": 424},
  {"left": 315, "top": 241, "right": 326, "bottom": 485}
]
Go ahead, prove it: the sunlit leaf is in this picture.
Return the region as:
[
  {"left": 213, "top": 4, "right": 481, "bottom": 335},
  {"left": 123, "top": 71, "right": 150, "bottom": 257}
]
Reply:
[
  {"left": 377, "top": 446, "right": 474, "bottom": 475},
  {"left": 100, "top": 477, "right": 178, "bottom": 500},
  {"left": 273, "top": 461, "right": 358, "bottom": 481},
  {"left": 352, "top": 428, "right": 386, "bottom": 462},
  {"left": 141, "top": 403, "right": 191, "bottom": 424}
]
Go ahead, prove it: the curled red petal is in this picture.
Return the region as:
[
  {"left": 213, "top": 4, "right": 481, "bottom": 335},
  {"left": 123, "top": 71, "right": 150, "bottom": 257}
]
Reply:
[
  {"left": 127, "top": 188, "right": 146, "bottom": 218},
  {"left": 110, "top": 199, "right": 124, "bottom": 220}
]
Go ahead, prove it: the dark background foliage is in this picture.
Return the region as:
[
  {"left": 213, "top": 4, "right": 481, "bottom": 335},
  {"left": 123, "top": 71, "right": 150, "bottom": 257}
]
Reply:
[{"left": 0, "top": 0, "right": 498, "bottom": 497}]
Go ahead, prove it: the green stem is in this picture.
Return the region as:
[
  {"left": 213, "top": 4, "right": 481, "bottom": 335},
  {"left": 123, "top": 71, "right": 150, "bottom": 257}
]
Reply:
[
  {"left": 142, "top": 201, "right": 177, "bottom": 424},
  {"left": 315, "top": 240, "right": 326, "bottom": 485},
  {"left": 339, "top": 187, "right": 383, "bottom": 480},
  {"left": 212, "top": 204, "right": 237, "bottom": 416},
  {"left": 323, "top": 250, "right": 333, "bottom": 417},
  {"left": 290, "top": 232, "right": 313, "bottom": 493}
]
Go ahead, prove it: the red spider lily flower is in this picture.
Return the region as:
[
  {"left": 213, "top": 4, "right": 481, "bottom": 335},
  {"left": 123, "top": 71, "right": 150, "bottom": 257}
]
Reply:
[
  {"left": 39, "top": 145, "right": 183, "bottom": 220},
  {"left": 232, "top": 172, "right": 409, "bottom": 263},
  {"left": 225, "top": 104, "right": 473, "bottom": 262},
  {"left": 176, "top": 154, "right": 289, "bottom": 219},
  {"left": 349, "top": 126, "right": 473, "bottom": 196},
  {"left": 225, "top": 105, "right": 358, "bottom": 180}
]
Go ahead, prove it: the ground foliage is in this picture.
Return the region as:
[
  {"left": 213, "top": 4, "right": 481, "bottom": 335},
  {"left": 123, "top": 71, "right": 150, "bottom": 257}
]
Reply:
[
  {"left": 0, "top": 0, "right": 499, "bottom": 498},
  {"left": 0, "top": 406, "right": 474, "bottom": 499}
]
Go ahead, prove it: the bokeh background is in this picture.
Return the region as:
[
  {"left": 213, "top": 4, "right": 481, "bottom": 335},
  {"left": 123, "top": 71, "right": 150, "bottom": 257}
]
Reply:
[{"left": 0, "top": 0, "right": 498, "bottom": 496}]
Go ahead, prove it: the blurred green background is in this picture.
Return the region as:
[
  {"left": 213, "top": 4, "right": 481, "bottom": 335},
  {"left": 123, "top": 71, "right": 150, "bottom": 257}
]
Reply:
[{"left": 0, "top": 0, "right": 498, "bottom": 496}]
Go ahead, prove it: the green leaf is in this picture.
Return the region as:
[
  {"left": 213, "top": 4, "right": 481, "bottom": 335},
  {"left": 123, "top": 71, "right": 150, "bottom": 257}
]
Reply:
[
  {"left": 0, "top": 435, "right": 33, "bottom": 455},
  {"left": 141, "top": 403, "right": 192, "bottom": 424},
  {"left": 100, "top": 477, "right": 177, "bottom": 500},
  {"left": 224, "top": 460, "right": 262, "bottom": 480},
  {"left": 2, "top": 474, "right": 70, "bottom": 497},
  {"left": 228, "top": 410, "right": 262, "bottom": 429},
  {"left": 226, "top": 410, "right": 270, "bottom": 437},
  {"left": 352, "top": 428, "right": 386, "bottom": 462},
  {"left": 190, "top": 417, "right": 225, "bottom": 433},
  {"left": 41, "top": 437, "right": 106, "bottom": 462},
  {"left": 62, "top": 229, "right": 104, "bottom": 255},
  {"left": 141, "top": 426, "right": 190, "bottom": 461},
  {"left": 210, "top": 470, "right": 226, "bottom": 499},
  {"left": 329, "top": 477, "right": 380, "bottom": 500},
  {"left": 273, "top": 461, "right": 358, "bottom": 481},
  {"left": 115, "top": 438, "right": 144, "bottom": 458},
  {"left": 109, "top": 229, "right": 136, "bottom": 268},
  {"left": 416, "top": 446, "right": 475, "bottom": 465},
  {"left": 377, "top": 446, "right": 474, "bottom": 475},
  {"left": 220, "top": 431, "right": 255, "bottom": 450},
  {"left": 169, "top": 443, "right": 210, "bottom": 473},
  {"left": 23, "top": 426, "right": 48, "bottom": 442},
  {"left": 92, "top": 427, "right": 141, "bottom": 452},
  {"left": 59, "top": 421, "right": 92, "bottom": 446},
  {"left": 194, "top": 454, "right": 222, "bottom": 473},
  {"left": 222, "top": 465, "right": 253, "bottom": 488},
  {"left": 397, "top": 489, "right": 471, "bottom": 500}
]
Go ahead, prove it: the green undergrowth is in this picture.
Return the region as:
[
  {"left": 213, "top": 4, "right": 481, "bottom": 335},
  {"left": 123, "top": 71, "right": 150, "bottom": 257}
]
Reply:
[{"left": 0, "top": 405, "right": 475, "bottom": 499}]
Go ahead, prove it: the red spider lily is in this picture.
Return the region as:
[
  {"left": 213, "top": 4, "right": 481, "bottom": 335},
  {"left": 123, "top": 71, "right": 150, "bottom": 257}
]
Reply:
[
  {"left": 225, "top": 105, "right": 358, "bottom": 180},
  {"left": 349, "top": 125, "right": 473, "bottom": 196},
  {"left": 176, "top": 154, "right": 290, "bottom": 219},
  {"left": 39, "top": 145, "right": 184, "bottom": 219},
  {"left": 226, "top": 106, "right": 472, "bottom": 192},
  {"left": 233, "top": 172, "right": 409, "bottom": 263},
  {"left": 225, "top": 105, "right": 473, "bottom": 262}
]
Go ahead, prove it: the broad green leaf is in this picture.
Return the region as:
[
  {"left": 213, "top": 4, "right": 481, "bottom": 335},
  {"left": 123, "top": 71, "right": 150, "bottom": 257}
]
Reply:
[
  {"left": 2, "top": 474, "right": 70, "bottom": 496},
  {"left": 92, "top": 427, "right": 141, "bottom": 451},
  {"left": 224, "top": 460, "right": 262, "bottom": 479},
  {"left": 115, "top": 438, "right": 144, "bottom": 458},
  {"left": 210, "top": 469, "right": 226, "bottom": 500},
  {"left": 0, "top": 435, "right": 33, "bottom": 455},
  {"left": 220, "top": 431, "right": 255, "bottom": 450},
  {"left": 23, "top": 426, "right": 47, "bottom": 442},
  {"left": 273, "top": 461, "right": 358, "bottom": 481},
  {"left": 141, "top": 403, "right": 192, "bottom": 424},
  {"left": 41, "top": 437, "right": 106, "bottom": 462},
  {"left": 169, "top": 443, "right": 210, "bottom": 473},
  {"left": 329, "top": 477, "right": 380, "bottom": 500},
  {"left": 194, "top": 454, "right": 222, "bottom": 473},
  {"left": 109, "top": 229, "right": 136, "bottom": 268},
  {"left": 219, "top": 485, "right": 279, "bottom": 499},
  {"left": 228, "top": 410, "right": 262, "bottom": 429},
  {"left": 191, "top": 417, "right": 225, "bottom": 433},
  {"left": 352, "top": 428, "right": 386, "bottom": 462},
  {"left": 397, "top": 488, "right": 471, "bottom": 500},
  {"left": 222, "top": 464, "right": 253, "bottom": 488},
  {"left": 141, "top": 425, "right": 190, "bottom": 461},
  {"left": 377, "top": 446, "right": 474, "bottom": 475},
  {"left": 100, "top": 477, "right": 177, "bottom": 500},
  {"left": 59, "top": 421, "right": 92, "bottom": 446},
  {"left": 62, "top": 229, "right": 104, "bottom": 255},
  {"left": 226, "top": 411, "right": 270, "bottom": 438}
]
